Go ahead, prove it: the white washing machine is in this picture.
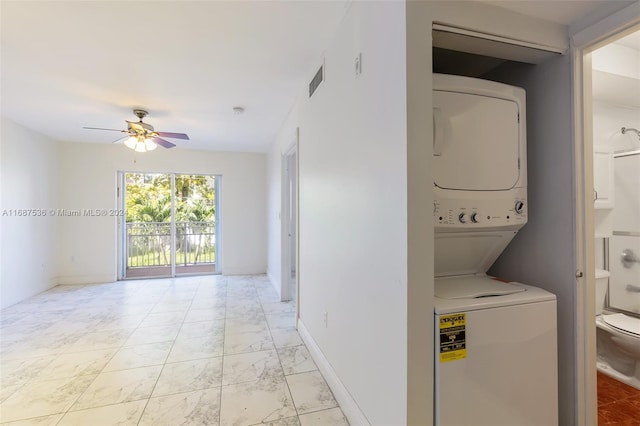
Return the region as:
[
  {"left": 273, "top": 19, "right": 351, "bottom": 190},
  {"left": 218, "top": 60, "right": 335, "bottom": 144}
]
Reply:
[
  {"left": 435, "top": 276, "right": 558, "bottom": 425},
  {"left": 433, "top": 74, "right": 558, "bottom": 425}
]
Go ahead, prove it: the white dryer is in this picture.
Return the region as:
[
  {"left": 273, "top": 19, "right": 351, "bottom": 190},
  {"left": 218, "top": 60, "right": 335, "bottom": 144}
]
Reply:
[{"left": 432, "top": 74, "right": 558, "bottom": 425}]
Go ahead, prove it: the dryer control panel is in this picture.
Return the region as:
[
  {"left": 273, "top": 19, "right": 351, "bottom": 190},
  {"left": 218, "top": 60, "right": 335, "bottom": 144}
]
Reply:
[{"left": 434, "top": 195, "right": 527, "bottom": 230}]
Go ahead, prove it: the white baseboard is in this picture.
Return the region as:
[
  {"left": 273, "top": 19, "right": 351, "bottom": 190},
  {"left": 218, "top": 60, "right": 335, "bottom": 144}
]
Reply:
[
  {"left": 222, "top": 266, "right": 267, "bottom": 276},
  {"left": 57, "top": 274, "right": 116, "bottom": 285},
  {"left": 297, "top": 319, "right": 370, "bottom": 426}
]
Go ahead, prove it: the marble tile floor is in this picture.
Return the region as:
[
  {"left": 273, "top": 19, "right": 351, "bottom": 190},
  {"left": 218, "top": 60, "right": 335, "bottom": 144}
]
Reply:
[{"left": 0, "top": 275, "right": 349, "bottom": 426}]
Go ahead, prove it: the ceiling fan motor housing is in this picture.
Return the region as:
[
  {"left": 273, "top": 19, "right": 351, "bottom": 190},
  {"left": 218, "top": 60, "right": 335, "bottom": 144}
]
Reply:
[
  {"left": 127, "top": 120, "right": 155, "bottom": 133},
  {"left": 133, "top": 109, "right": 148, "bottom": 120},
  {"left": 129, "top": 109, "right": 154, "bottom": 133}
]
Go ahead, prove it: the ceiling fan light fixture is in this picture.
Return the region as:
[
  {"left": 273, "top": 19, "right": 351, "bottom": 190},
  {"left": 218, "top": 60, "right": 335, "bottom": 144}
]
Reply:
[
  {"left": 84, "top": 109, "right": 188, "bottom": 151},
  {"left": 125, "top": 136, "right": 138, "bottom": 149},
  {"left": 144, "top": 138, "right": 158, "bottom": 151}
]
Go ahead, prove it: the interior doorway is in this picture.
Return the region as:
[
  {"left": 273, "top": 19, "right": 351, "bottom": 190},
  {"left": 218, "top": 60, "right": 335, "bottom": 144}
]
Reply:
[
  {"left": 118, "top": 172, "right": 220, "bottom": 279},
  {"left": 587, "top": 27, "right": 640, "bottom": 418},
  {"left": 282, "top": 135, "right": 298, "bottom": 305},
  {"left": 574, "top": 7, "right": 639, "bottom": 423}
]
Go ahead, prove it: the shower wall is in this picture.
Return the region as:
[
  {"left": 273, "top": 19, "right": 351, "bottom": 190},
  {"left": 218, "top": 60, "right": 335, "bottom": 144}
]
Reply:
[
  {"left": 609, "top": 154, "right": 640, "bottom": 314},
  {"left": 593, "top": 102, "right": 640, "bottom": 153},
  {"left": 593, "top": 101, "right": 640, "bottom": 315}
]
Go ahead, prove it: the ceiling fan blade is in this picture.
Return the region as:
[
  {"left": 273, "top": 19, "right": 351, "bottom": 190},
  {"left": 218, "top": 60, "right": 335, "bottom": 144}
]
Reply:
[
  {"left": 156, "top": 131, "right": 189, "bottom": 140},
  {"left": 83, "top": 127, "right": 125, "bottom": 132},
  {"left": 111, "top": 135, "right": 129, "bottom": 144},
  {"left": 152, "top": 137, "right": 176, "bottom": 149}
]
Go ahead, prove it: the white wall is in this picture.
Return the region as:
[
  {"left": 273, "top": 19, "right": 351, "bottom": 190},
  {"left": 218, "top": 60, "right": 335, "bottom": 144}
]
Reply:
[
  {"left": 298, "top": 2, "right": 408, "bottom": 424},
  {"left": 593, "top": 101, "right": 640, "bottom": 152},
  {"left": 1, "top": 118, "right": 59, "bottom": 309},
  {"left": 405, "top": 3, "right": 436, "bottom": 423},
  {"left": 268, "top": 2, "right": 409, "bottom": 424},
  {"left": 57, "top": 142, "right": 266, "bottom": 284},
  {"left": 592, "top": 100, "right": 640, "bottom": 271},
  {"left": 593, "top": 42, "right": 640, "bottom": 80}
]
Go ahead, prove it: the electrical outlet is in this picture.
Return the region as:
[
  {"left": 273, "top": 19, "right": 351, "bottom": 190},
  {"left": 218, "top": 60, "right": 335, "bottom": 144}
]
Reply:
[
  {"left": 355, "top": 52, "right": 362, "bottom": 77},
  {"left": 323, "top": 311, "right": 328, "bottom": 328}
]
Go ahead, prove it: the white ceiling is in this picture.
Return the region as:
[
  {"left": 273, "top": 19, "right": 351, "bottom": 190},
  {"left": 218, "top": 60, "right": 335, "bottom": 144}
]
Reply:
[
  {"left": 0, "top": 0, "right": 624, "bottom": 152},
  {"left": 592, "top": 28, "right": 640, "bottom": 107},
  {"left": 1, "top": 0, "right": 349, "bottom": 152},
  {"left": 614, "top": 30, "right": 640, "bottom": 51},
  {"left": 480, "top": 0, "right": 621, "bottom": 25}
]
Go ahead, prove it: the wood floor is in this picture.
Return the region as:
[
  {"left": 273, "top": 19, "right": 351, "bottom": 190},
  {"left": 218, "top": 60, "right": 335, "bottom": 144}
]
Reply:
[{"left": 598, "top": 371, "right": 640, "bottom": 425}]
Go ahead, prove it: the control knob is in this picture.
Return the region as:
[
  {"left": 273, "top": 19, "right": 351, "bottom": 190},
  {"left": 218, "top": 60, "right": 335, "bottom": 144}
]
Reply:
[
  {"left": 458, "top": 213, "right": 467, "bottom": 223},
  {"left": 515, "top": 201, "right": 525, "bottom": 214},
  {"left": 470, "top": 213, "right": 479, "bottom": 223}
]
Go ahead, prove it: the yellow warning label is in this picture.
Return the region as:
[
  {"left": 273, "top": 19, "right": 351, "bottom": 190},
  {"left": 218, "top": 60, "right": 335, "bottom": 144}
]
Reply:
[{"left": 439, "top": 313, "right": 467, "bottom": 362}]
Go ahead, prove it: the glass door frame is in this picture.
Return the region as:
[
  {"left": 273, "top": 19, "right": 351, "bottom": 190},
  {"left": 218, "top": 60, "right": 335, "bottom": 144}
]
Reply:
[{"left": 117, "top": 171, "right": 221, "bottom": 280}]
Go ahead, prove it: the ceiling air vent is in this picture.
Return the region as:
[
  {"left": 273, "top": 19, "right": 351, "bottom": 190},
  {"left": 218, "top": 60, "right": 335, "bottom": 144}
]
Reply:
[{"left": 309, "top": 65, "right": 324, "bottom": 98}]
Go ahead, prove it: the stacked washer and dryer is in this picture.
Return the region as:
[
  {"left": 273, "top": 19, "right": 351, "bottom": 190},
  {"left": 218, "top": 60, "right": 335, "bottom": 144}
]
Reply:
[{"left": 432, "top": 74, "right": 559, "bottom": 425}]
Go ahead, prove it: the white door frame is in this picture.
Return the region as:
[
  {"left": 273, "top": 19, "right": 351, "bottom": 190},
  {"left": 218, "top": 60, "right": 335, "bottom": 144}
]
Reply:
[
  {"left": 571, "top": 4, "right": 640, "bottom": 424},
  {"left": 281, "top": 129, "right": 299, "bottom": 304},
  {"left": 116, "top": 171, "right": 222, "bottom": 280},
  {"left": 117, "top": 172, "right": 125, "bottom": 280}
]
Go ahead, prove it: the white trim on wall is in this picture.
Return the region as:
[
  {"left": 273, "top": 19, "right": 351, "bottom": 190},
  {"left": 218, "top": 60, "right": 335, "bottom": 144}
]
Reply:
[
  {"left": 58, "top": 274, "right": 116, "bottom": 286},
  {"left": 221, "top": 267, "right": 266, "bottom": 276},
  {"left": 297, "top": 319, "right": 370, "bottom": 426},
  {"left": 571, "top": 2, "right": 640, "bottom": 424},
  {"left": 571, "top": 45, "right": 597, "bottom": 426},
  {"left": 281, "top": 132, "right": 298, "bottom": 303}
]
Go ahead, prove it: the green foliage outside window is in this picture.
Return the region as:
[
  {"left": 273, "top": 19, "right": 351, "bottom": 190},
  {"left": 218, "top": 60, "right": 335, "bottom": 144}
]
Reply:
[{"left": 125, "top": 174, "right": 216, "bottom": 267}]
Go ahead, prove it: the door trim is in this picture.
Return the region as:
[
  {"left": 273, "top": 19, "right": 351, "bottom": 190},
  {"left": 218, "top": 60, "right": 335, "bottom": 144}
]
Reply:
[
  {"left": 117, "top": 171, "right": 221, "bottom": 280},
  {"left": 117, "top": 172, "right": 125, "bottom": 280},
  {"left": 571, "top": 4, "right": 640, "bottom": 424},
  {"left": 281, "top": 129, "right": 299, "bottom": 305}
]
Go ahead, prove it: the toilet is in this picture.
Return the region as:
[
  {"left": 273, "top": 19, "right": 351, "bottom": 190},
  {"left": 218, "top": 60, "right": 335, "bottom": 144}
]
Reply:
[{"left": 595, "top": 269, "right": 640, "bottom": 389}]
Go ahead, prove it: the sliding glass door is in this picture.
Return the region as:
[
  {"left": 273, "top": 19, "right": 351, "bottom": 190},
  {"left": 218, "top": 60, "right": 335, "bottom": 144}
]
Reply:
[
  {"left": 119, "top": 172, "right": 219, "bottom": 279},
  {"left": 174, "top": 174, "right": 218, "bottom": 275}
]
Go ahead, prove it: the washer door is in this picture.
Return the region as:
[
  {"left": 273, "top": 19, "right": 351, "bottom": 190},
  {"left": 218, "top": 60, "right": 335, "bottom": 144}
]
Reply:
[{"left": 433, "top": 90, "right": 521, "bottom": 191}]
